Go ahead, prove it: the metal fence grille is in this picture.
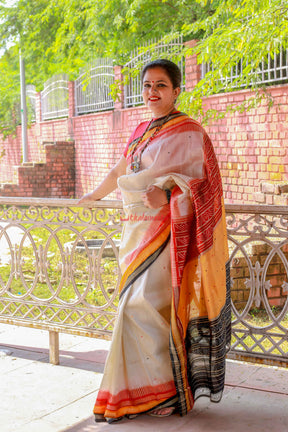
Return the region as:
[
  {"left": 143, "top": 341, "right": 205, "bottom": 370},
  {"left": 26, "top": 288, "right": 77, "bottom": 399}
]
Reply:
[
  {"left": 124, "top": 35, "right": 184, "bottom": 108},
  {"left": 202, "top": 48, "right": 288, "bottom": 88},
  {"left": 75, "top": 59, "right": 114, "bottom": 115},
  {"left": 41, "top": 74, "right": 69, "bottom": 121}
]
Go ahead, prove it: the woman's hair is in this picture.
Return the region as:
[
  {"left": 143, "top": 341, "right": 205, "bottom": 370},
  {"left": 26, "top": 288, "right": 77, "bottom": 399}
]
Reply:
[{"left": 141, "top": 59, "right": 182, "bottom": 89}]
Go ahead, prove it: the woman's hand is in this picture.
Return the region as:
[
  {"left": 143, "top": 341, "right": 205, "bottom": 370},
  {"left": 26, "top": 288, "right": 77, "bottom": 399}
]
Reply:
[
  {"left": 141, "top": 185, "right": 168, "bottom": 209},
  {"left": 78, "top": 192, "right": 98, "bottom": 205}
]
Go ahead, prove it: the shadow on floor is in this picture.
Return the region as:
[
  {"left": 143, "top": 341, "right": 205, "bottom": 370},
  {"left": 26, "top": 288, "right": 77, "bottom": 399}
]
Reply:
[
  {"left": 60, "top": 416, "right": 96, "bottom": 432},
  {"left": 0, "top": 344, "right": 107, "bottom": 373}
]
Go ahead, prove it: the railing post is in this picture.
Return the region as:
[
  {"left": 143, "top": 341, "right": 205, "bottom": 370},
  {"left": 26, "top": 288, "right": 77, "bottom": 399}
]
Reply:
[
  {"left": 49, "top": 330, "right": 59, "bottom": 365},
  {"left": 35, "top": 92, "right": 42, "bottom": 124},
  {"left": 68, "top": 81, "right": 75, "bottom": 140},
  {"left": 113, "top": 66, "right": 124, "bottom": 110},
  {"left": 68, "top": 81, "right": 75, "bottom": 118}
]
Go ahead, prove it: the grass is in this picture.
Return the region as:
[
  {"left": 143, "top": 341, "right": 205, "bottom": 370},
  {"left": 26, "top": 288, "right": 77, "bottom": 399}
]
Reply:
[{"left": 231, "top": 307, "right": 288, "bottom": 357}]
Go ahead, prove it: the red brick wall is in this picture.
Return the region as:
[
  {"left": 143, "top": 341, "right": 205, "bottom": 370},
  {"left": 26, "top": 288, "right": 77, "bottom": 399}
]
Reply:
[
  {"left": 0, "top": 141, "right": 75, "bottom": 198},
  {"left": 0, "top": 133, "right": 21, "bottom": 184},
  {"left": 0, "top": 118, "right": 69, "bottom": 185},
  {"left": 0, "top": 42, "right": 288, "bottom": 202},
  {"left": 203, "top": 86, "right": 288, "bottom": 204},
  {"left": 73, "top": 107, "right": 151, "bottom": 198}
]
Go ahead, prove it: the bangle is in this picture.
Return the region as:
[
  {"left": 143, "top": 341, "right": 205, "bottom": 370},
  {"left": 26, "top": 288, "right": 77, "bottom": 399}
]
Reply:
[{"left": 164, "top": 189, "right": 172, "bottom": 204}]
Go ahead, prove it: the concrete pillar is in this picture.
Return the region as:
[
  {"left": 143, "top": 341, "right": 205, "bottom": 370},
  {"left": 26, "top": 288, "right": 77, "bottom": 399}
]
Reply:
[
  {"left": 184, "top": 40, "right": 202, "bottom": 91},
  {"left": 35, "top": 92, "right": 42, "bottom": 124},
  {"left": 68, "top": 81, "right": 75, "bottom": 140},
  {"left": 49, "top": 330, "right": 59, "bottom": 365},
  {"left": 113, "top": 66, "right": 124, "bottom": 110}
]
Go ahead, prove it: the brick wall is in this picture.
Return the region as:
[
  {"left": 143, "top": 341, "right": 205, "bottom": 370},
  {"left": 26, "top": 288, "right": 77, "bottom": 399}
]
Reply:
[
  {"left": 0, "top": 141, "right": 75, "bottom": 198},
  {"left": 0, "top": 41, "right": 288, "bottom": 202},
  {"left": 73, "top": 107, "right": 151, "bottom": 198},
  {"left": 203, "top": 86, "right": 288, "bottom": 204},
  {"left": 0, "top": 118, "right": 69, "bottom": 183}
]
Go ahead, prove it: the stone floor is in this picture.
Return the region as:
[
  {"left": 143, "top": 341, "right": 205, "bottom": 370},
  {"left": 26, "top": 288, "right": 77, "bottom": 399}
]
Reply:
[{"left": 0, "top": 323, "right": 287, "bottom": 432}]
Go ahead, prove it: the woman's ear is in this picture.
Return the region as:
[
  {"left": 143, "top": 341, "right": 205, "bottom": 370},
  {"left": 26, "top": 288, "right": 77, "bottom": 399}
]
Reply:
[{"left": 174, "top": 87, "right": 181, "bottom": 102}]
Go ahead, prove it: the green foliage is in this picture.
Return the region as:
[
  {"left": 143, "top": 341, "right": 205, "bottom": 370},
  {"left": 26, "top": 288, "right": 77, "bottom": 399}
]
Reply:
[
  {"left": 0, "top": 0, "right": 202, "bottom": 135},
  {"left": 179, "top": 0, "right": 288, "bottom": 119},
  {"left": 0, "top": 0, "right": 287, "bottom": 136},
  {"left": 0, "top": 46, "right": 21, "bottom": 137}
]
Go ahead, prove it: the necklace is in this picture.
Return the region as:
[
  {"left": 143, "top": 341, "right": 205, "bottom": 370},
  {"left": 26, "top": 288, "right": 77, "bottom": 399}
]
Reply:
[{"left": 130, "top": 113, "right": 171, "bottom": 173}]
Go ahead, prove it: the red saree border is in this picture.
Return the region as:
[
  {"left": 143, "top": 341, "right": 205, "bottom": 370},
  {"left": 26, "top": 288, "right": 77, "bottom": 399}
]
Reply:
[{"left": 94, "top": 381, "right": 177, "bottom": 417}]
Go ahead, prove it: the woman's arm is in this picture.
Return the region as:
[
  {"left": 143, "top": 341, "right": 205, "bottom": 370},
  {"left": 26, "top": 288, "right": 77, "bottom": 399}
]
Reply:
[{"left": 78, "top": 155, "right": 127, "bottom": 204}]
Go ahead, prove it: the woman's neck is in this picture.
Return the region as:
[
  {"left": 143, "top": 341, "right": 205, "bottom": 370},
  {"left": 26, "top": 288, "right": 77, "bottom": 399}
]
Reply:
[{"left": 151, "top": 107, "right": 177, "bottom": 120}]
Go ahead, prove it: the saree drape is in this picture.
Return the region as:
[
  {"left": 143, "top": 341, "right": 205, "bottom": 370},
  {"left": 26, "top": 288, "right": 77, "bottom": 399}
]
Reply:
[{"left": 93, "top": 112, "right": 231, "bottom": 419}]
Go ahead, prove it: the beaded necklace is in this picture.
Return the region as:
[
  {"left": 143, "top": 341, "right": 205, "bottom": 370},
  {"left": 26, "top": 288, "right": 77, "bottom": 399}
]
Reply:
[{"left": 130, "top": 113, "right": 171, "bottom": 173}]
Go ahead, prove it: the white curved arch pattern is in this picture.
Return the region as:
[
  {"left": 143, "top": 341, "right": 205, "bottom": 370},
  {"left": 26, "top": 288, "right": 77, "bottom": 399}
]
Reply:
[{"left": 0, "top": 198, "right": 287, "bottom": 366}]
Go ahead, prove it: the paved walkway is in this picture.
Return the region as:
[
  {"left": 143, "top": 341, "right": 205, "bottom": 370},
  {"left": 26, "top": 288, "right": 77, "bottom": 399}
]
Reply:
[{"left": 0, "top": 323, "right": 288, "bottom": 432}]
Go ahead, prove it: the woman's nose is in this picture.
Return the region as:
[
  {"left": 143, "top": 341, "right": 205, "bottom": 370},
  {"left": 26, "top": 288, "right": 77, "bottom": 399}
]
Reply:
[{"left": 150, "top": 83, "right": 157, "bottom": 93}]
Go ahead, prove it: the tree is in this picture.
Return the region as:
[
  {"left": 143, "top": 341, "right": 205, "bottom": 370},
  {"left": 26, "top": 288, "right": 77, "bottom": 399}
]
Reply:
[
  {"left": 0, "top": 0, "right": 216, "bottom": 134},
  {"left": 0, "top": 0, "right": 287, "bottom": 135},
  {"left": 0, "top": 0, "right": 215, "bottom": 80},
  {"left": 179, "top": 0, "right": 288, "bottom": 120},
  {"left": 0, "top": 46, "right": 21, "bottom": 137}
]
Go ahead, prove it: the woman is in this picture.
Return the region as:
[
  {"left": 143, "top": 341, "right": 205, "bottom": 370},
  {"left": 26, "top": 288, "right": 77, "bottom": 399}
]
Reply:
[{"left": 79, "top": 59, "right": 231, "bottom": 423}]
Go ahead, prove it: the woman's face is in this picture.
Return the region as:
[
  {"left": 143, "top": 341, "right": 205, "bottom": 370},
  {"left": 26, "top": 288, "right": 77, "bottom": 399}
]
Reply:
[{"left": 142, "top": 67, "right": 181, "bottom": 118}]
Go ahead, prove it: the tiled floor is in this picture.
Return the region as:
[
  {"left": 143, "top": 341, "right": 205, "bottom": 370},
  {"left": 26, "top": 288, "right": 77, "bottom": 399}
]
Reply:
[{"left": 0, "top": 324, "right": 287, "bottom": 432}]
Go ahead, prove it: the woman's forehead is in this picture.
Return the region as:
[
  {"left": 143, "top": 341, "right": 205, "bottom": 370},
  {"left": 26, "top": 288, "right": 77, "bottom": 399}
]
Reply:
[{"left": 142, "top": 67, "right": 171, "bottom": 82}]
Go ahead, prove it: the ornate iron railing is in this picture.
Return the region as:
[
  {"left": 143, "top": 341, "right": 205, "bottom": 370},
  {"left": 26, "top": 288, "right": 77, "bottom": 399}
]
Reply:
[
  {"left": 0, "top": 198, "right": 287, "bottom": 367},
  {"left": 226, "top": 204, "right": 288, "bottom": 367},
  {"left": 0, "top": 198, "right": 123, "bottom": 363}
]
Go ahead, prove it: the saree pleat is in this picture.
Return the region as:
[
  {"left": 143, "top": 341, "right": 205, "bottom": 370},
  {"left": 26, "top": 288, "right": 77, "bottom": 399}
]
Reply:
[{"left": 93, "top": 112, "right": 231, "bottom": 419}]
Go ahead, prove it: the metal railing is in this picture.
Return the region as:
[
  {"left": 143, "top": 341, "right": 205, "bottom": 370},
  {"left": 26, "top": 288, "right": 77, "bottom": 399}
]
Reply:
[
  {"left": 75, "top": 59, "right": 114, "bottom": 115},
  {"left": 41, "top": 74, "right": 69, "bottom": 121},
  {"left": 124, "top": 35, "right": 185, "bottom": 108},
  {"left": 201, "top": 47, "right": 288, "bottom": 88},
  {"left": 0, "top": 198, "right": 287, "bottom": 367},
  {"left": 226, "top": 204, "right": 288, "bottom": 366}
]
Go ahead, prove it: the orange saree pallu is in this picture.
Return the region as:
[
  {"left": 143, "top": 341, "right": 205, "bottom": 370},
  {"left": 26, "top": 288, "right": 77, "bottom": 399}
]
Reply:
[{"left": 93, "top": 112, "right": 231, "bottom": 419}]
